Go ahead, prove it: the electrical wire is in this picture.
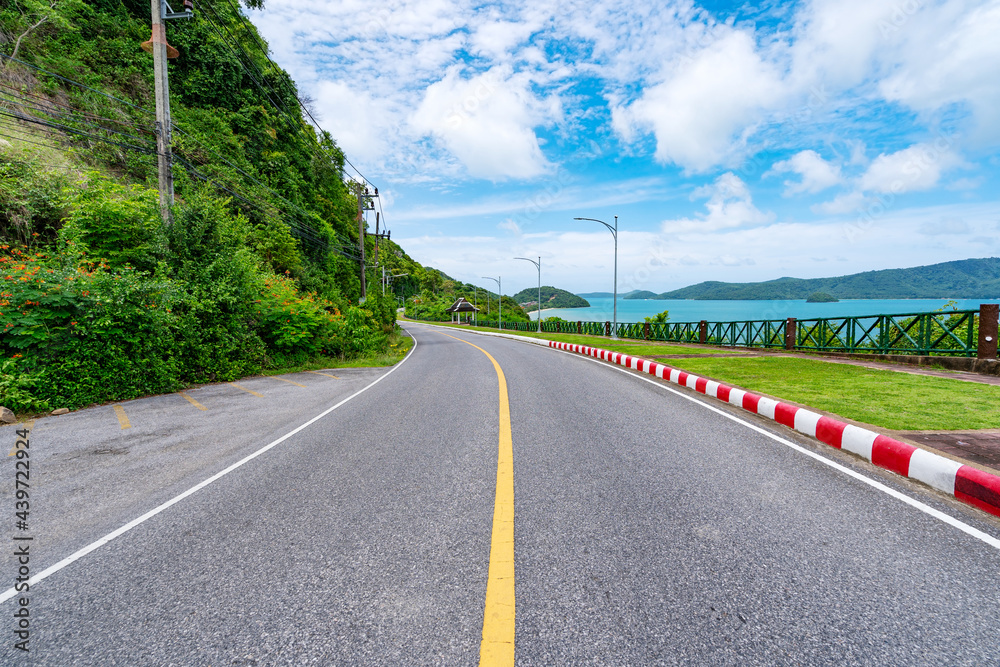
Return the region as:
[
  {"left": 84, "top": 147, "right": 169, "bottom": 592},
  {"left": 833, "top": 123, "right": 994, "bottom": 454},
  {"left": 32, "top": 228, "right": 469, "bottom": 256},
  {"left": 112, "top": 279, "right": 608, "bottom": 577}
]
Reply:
[
  {"left": 0, "top": 21, "right": 372, "bottom": 259},
  {"left": 0, "top": 92, "right": 155, "bottom": 145},
  {"left": 0, "top": 54, "right": 156, "bottom": 117},
  {"left": 198, "top": 4, "right": 302, "bottom": 132},
  {"left": 0, "top": 82, "right": 152, "bottom": 131},
  {"left": 214, "top": 0, "right": 375, "bottom": 187},
  {"left": 0, "top": 110, "right": 157, "bottom": 156}
]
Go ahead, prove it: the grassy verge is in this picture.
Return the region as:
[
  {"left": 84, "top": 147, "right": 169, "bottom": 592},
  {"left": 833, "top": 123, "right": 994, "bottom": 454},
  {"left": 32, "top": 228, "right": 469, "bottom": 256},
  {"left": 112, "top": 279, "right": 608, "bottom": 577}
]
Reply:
[
  {"left": 417, "top": 321, "right": 742, "bottom": 356},
  {"left": 261, "top": 329, "right": 414, "bottom": 375},
  {"left": 648, "top": 356, "right": 999, "bottom": 431},
  {"left": 408, "top": 320, "right": 999, "bottom": 432}
]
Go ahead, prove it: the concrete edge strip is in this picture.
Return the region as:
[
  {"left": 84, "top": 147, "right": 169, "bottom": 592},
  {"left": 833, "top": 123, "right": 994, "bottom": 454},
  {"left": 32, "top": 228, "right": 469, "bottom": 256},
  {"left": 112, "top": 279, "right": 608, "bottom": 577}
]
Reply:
[{"left": 540, "top": 339, "right": 1000, "bottom": 519}]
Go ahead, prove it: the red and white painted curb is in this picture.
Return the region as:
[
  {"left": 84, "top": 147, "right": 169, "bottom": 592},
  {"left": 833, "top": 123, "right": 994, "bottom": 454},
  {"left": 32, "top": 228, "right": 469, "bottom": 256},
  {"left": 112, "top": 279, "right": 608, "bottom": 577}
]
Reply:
[{"left": 549, "top": 340, "right": 1000, "bottom": 519}]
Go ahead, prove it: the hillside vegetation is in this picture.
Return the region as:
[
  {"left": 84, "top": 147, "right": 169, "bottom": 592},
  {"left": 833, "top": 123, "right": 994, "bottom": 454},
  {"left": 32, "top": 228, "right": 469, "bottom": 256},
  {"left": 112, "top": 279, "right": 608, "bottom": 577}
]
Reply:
[
  {"left": 513, "top": 286, "right": 589, "bottom": 312},
  {"left": 626, "top": 258, "right": 1000, "bottom": 300},
  {"left": 405, "top": 271, "right": 529, "bottom": 323},
  {"left": 0, "top": 0, "right": 467, "bottom": 413}
]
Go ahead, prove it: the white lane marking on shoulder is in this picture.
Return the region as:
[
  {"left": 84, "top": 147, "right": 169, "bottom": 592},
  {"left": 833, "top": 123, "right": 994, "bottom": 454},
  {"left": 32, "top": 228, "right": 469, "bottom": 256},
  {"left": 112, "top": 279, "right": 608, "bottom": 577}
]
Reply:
[
  {"left": 552, "top": 347, "right": 1000, "bottom": 552},
  {"left": 0, "top": 330, "right": 421, "bottom": 605}
]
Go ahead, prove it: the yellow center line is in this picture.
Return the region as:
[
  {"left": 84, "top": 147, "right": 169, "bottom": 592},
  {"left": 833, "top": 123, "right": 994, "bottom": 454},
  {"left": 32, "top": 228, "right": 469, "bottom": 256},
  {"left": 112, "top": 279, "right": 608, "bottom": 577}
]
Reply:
[
  {"left": 229, "top": 383, "right": 263, "bottom": 398},
  {"left": 113, "top": 405, "right": 131, "bottom": 430},
  {"left": 179, "top": 391, "right": 207, "bottom": 411},
  {"left": 307, "top": 371, "right": 340, "bottom": 379},
  {"left": 8, "top": 420, "right": 35, "bottom": 456},
  {"left": 269, "top": 376, "right": 307, "bottom": 388},
  {"left": 436, "top": 330, "right": 515, "bottom": 666}
]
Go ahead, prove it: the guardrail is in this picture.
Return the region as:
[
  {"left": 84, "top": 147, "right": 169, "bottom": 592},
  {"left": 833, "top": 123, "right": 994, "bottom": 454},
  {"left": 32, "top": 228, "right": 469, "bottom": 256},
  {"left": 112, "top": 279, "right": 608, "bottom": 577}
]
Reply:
[{"left": 472, "top": 303, "right": 1000, "bottom": 359}]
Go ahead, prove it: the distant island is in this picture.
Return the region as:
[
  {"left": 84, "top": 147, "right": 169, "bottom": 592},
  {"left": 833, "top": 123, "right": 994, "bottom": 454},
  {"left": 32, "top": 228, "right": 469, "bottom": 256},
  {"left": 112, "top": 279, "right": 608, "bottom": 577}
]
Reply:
[
  {"left": 624, "top": 290, "right": 658, "bottom": 299},
  {"left": 515, "top": 286, "right": 590, "bottom": 312},
  {"left": 577, "top": 291, "right": 613, "bottom": 299},
  {"left": 621, "top": 257, "right": 1000, "bottom": 300},
  {"left": 807, "top": 291, "right": 839, "bottom": 303}
]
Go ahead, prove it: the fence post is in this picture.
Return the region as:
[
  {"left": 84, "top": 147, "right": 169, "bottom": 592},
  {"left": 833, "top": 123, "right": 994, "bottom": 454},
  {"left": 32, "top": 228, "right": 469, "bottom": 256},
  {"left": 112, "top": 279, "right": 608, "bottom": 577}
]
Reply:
[
  {"left": 643, "top": 322, "right": 651, "bottom": 340},
  {"left": 785, "top": 318, "right": 797, "bottom": 350},
  {"left": 697, "top": 320, "right": 706, "bottom": 344},
  {"left": 978, "top": 304, "right": 999, "bottom": 359},
  {"left": 578, "top": 321, "right": 582, "bottom": 334},
  {"left": 605, "top": 321, "right": 611, "bottom": 337}
]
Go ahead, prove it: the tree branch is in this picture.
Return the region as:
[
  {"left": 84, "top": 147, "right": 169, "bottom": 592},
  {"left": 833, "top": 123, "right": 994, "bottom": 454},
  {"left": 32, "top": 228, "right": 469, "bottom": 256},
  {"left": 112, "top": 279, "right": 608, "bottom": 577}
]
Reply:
[{"left": 8, "top": 15, "right": 48, "bottom": 65}]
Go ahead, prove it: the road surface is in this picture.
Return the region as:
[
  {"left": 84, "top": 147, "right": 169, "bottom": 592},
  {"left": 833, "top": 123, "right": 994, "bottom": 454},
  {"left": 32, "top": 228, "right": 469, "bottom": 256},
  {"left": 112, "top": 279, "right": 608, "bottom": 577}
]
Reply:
[{"left": 2, "top": 323, "right": 998, "bottom": 664}]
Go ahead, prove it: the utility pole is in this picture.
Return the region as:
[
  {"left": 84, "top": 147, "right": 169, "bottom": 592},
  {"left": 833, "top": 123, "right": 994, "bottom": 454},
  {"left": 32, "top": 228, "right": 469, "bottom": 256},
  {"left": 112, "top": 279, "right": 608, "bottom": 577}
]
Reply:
[
  {"left": 351, "top": 182, "right": 380, "bottom": 303},
  {"left": 355, "top": 183, "right": 365, "bottom": 301},
  {"left": 145, "top": 0, "right": 192, "bottom": 223}
]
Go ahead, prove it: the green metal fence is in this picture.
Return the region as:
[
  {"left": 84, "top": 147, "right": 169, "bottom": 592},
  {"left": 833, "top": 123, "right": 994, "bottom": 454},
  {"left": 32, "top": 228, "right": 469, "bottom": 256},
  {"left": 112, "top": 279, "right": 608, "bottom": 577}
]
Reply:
[
  {"left": 472, "top": 308, "right": 982, "bottom": 356},
  {"left": 794, "top": 310, "right": 978, "bottom": 356}
]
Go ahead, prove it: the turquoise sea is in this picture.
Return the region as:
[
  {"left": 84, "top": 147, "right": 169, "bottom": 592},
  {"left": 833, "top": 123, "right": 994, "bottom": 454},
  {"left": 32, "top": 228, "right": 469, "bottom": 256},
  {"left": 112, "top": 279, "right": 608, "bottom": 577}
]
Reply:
[{"left": 531, "top": 298, "right": 1000, "bottom": 323}]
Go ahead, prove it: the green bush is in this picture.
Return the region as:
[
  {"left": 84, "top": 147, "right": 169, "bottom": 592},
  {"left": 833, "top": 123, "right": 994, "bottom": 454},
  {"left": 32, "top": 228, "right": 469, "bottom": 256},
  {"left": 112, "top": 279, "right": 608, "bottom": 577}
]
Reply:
[
  {"left": 0, "top": 358, "right": 50, "bottom": 413},
  {"left": 58, "top": 175, "right": 165, "bottom": 273}
]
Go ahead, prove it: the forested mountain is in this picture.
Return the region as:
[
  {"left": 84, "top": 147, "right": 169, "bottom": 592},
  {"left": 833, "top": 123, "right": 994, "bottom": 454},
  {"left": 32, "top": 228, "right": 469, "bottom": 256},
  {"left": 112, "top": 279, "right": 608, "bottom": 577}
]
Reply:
[
  {"left": 513, "top": 286, "right": 589, "bottom": 312},
  {"left": 0, "top": 0, "right": 506, "bottom": 412},
  {"left": 627, "top": 258, "right": 1000, "bottom": 300}
]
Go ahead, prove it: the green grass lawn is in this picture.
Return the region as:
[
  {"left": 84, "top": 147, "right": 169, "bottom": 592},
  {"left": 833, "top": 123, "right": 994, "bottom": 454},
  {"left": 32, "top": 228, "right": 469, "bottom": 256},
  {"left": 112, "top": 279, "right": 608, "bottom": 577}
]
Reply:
[
  {"left": 651, "top": 356, "right": 1000, "bottom": 431},
  {"left": 408, "top": 319, "right": 998, "bottom": 431}
]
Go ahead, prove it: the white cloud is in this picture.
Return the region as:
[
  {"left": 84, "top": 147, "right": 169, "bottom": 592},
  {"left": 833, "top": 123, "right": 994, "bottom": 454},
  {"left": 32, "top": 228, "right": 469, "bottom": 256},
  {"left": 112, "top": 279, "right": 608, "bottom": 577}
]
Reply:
[
  {"left": 877, "top": 1, "right": 1000, "bottom": 144},
  {"left": 858, "top": 142, "right": 961, "bottom": 194},
  {"left": 918, "top": 218, "right": 970, "bottom": 236},
  {"left": 497, "top": 218, "right": 521, "bottom": 234},
  {"left": 769, "top": 150, "right": 843, "bottom": 196},
  {"left": 613, "top": 30, "right": 786, "bottom": 172},
  {"left": 312, "top": 81, "right": 387, "bottom": 164},
  {"left": 662, "top": 173, "right": 774, "bottom": 234},
  {"left": 812, "top": 191, "right": 868, "bottom": 215},
  {"left": 409, "top": 65, "right": 552, "bottom": 180}
]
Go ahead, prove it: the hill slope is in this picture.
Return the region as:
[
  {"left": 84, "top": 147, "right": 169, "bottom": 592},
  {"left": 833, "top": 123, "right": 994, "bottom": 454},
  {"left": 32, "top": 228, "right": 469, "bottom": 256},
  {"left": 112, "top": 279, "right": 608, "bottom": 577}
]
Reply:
[
  {"left": 514, "top": 286, "right": 590, "bottom": 312},
  {"left": 645, "top": 258, "right": 1000, "bottom": 300}
]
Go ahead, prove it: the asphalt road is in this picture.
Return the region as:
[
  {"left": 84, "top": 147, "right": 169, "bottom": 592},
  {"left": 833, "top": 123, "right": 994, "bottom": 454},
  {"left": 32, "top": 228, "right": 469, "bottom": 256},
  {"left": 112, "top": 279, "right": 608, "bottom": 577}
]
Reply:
[{"left": 2, "top": 323, "right": 999, "bottom": 664}]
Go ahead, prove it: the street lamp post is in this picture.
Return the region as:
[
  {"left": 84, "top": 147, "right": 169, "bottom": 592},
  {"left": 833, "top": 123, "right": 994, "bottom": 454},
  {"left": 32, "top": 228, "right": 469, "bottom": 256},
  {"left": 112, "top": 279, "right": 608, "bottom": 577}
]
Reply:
[
  {"left": 481, "top": 276, "right": 501, "bottom": 329},
  {"left": 384, "top": 272, "right": 408, "bottom": 296},
  {"left": 514, "top": 256, "right": 542, "bottom": 333},
  {"left": 574, "top": 215, "right": 618, "bottom": 340}
]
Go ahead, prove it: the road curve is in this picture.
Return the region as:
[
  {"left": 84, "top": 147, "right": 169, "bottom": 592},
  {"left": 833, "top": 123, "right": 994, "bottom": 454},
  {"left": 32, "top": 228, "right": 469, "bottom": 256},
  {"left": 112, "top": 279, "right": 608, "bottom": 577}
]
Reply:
[{"left": 1, "top": 323, "right": 998, "bottom": 664}]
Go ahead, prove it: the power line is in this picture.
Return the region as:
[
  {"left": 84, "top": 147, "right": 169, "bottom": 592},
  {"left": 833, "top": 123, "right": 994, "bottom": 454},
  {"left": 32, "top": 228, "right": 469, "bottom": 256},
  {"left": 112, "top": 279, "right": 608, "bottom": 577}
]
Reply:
[
  {"left": 198, "top": 3, "right": 302, "bottom": 132},
  {"left": 0, "top": 54, "right": 156, "bottom": 117},
  {"left": 0, "top": 22, "right": 375, "bottom": 258},
  {"left": 0, "top": 110, "right": 157, "bottom": 156},
  {"left": 0, "top": 82, "right": 152, "bottom": 131},
  {"left": 0, "top": 91, "right": 155, "bottom": 145},
  {"left": 214, "top": 0, "right": 374, "bottom": 186}
]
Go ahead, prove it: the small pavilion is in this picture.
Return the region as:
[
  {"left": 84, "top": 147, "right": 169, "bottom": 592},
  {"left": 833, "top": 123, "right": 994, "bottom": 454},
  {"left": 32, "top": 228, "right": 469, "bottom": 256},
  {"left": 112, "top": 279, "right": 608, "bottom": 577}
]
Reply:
[{"left": 445, "top": 297, "right": 480, "bottom": 323}]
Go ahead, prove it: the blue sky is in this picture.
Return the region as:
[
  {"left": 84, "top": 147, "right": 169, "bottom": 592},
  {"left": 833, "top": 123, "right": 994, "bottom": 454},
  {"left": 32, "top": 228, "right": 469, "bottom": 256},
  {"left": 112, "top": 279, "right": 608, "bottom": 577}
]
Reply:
[{"left": 248, "top": 0, "right": 1000, "bottom": 295}]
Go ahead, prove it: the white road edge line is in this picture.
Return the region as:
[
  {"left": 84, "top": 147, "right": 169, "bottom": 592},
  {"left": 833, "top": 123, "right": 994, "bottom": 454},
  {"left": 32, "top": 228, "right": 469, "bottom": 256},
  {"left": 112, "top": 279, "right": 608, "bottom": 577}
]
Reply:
[
  {"left": 0, "top": 331, "right": 420, "bottom": 605},
  {"left": 551, "top": 346, "right": 1000, "bottom": 552}
]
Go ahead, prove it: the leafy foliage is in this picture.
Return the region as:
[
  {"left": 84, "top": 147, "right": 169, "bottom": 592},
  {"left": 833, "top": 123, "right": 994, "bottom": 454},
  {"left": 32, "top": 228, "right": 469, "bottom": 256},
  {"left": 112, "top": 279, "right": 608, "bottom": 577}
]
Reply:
[
  {"left": 0, "top": 1, "right": 416, "bottom": 414},
  {"left": 644, "top": 309, "right": 670, "bottom": 324}
]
